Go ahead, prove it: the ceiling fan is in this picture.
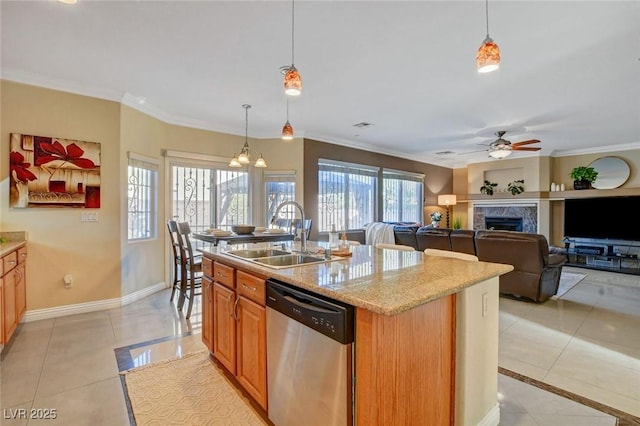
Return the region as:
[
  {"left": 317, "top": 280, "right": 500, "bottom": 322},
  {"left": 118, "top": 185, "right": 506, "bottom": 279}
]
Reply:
[{"left": 485, "top": 131, "right": 541, "bottom": 159}]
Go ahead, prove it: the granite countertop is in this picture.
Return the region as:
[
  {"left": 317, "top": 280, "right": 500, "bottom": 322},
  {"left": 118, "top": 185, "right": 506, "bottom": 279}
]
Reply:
[
  {"left": 0, "top": 241, "right": 26, "bottom": 258},
  {"left": 201, "top": 244, "right": 513, "bottom": 316}
]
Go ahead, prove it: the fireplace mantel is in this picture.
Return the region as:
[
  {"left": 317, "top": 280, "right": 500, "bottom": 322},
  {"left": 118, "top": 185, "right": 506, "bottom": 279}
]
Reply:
[{"left": 459, "top": 187, "right": 640, "bottom": 203}]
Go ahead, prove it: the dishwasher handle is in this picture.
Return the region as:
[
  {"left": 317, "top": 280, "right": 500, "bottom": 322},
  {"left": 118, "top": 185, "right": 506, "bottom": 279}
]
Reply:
[{"left": 267, "top": 279, "right": 354, "bottom": 344}]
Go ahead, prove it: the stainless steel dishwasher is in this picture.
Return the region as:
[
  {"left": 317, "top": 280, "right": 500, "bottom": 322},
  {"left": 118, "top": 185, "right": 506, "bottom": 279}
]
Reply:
[{"left": 266, "top": 279, "right": 355, "bottom": 426}]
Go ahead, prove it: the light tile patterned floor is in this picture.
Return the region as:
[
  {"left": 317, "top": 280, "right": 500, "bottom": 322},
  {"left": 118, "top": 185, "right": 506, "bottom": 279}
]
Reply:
[{"left": 1, "top": 266, "right": 633, "bottom": 425}]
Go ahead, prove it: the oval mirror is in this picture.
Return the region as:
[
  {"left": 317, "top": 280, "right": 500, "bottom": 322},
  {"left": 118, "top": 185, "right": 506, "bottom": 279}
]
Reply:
[{"left": 588, "top": 157, "right": 630, "bottom": 189}]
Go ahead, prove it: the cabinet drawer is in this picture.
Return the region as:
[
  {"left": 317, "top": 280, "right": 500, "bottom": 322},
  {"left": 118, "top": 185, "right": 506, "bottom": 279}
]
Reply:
[
  {"left": 2, "top": 252, "right": 17, "bottom": 274},
  {"left": 213, "top": 262, "right": 235, "bottom": 289},
  {"left": 17, "top": 247, "right": 27, "bottom": 264},
  {"left": 202, "top": 257, "right": 213, "bottom": 278},
  {"left": 236, "top": 270, "right": 265, "bottom": 305}
]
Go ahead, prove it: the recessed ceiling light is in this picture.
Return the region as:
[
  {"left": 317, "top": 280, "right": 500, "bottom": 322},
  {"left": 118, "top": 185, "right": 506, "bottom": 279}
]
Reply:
[
  {"left": 435, "top": 151, "right": 455, "bottom": 155},
  {"left": 353, "top": 122, "right": 373, "bottom": 128}
]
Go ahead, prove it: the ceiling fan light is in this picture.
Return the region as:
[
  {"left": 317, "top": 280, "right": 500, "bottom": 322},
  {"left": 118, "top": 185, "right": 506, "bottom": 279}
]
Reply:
[
  {"left": 282, "top": 120, "right": 294, "bottom": 140},
  {"left": 488, "top": 148, "right": 512, "bottom": 159},
  {"left": 255, "top": 154, "right": 267, "bottom": 168},
  {"left": 284, "top": 66, "right": 302, "bottom": 96},
  {"left": 477, "top": 38, "right": 500, "bottom": 73}
]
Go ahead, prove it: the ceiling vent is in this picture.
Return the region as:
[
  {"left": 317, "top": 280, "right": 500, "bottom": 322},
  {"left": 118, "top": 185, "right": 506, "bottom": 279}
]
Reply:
[
  {"left": 353, "top": 122, "right": 373, "bottom": 128},
  {"left": 435, "top": 150, "right": 455, "bottom": 155}
]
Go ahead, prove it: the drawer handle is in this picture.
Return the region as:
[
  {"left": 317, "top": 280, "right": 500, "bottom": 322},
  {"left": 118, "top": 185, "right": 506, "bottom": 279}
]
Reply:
[
  {"left": 7, "top": 260, "right": 16, "bottom": 264},
  {"left": 242, "top": 283, "right": 257, "bottom": 291},
  {"left": 217, "top": 272, "right": 225, "bottom": 277}
]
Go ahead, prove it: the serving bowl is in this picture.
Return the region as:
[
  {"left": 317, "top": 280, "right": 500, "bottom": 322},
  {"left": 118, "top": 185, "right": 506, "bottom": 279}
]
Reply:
[{"left": 232, "top": 225, "right": 255, "bottom": 235}]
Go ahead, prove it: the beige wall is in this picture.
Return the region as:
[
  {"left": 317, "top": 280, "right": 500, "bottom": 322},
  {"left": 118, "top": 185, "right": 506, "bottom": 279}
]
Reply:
[
  {"left": 1, "top": 81, "right": 306, "bottom": 310},
  {"left": 1, "top": 81, "right": 122, "bottom": 309},
  {"left": 552, "top": 150, "right": 640, "bottom": 189}
]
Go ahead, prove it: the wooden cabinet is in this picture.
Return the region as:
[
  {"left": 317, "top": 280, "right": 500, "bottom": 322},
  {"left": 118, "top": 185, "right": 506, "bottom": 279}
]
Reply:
[
  {"left": 201, "top": 275, "right": 214, "bottom": 352},
  {"left": 208, "top": 259, "right": 268, "bottom": 410},
  {"left": 1, "top": 245, "right": 26, "bottom": 345},
  {"left": 213, "top": 281, "right": 236, "bottom": 372},
  {"left": 2, "top": 267, "right": 17, "bottom": 342}
]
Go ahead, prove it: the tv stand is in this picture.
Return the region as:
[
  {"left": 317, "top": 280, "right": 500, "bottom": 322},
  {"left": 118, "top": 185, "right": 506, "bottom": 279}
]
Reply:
[{"left": 565, "top": 237, "right": 640, "bottom": 275}]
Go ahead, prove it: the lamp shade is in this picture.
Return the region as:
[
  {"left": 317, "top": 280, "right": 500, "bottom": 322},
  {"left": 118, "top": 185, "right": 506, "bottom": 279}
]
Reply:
[
  {"left": 229, "top": 155, "right": 241, "bottom": 168},
  {"left": 477, "top": 37, "right": 500, "bottom": 73},
  {"left": 438, "top": 194, "right": 457, "bottom": 206},
  {"left": 284, "top": 66, "right": 302, "bottom": 96},
  {"left": 282, "top": 120, "right": 294, "bottom": 140},
  {"left": 488, "top": 148, "right": 512, "bottom": 159},
  {"left": 255, "top": 154, "right": 267, "bottom": 168}
]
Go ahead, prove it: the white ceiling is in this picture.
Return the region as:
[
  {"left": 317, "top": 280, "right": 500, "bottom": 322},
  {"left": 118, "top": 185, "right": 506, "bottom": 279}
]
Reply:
[{"left": 2, "top": 1, "right": 639, "bottom": 167}]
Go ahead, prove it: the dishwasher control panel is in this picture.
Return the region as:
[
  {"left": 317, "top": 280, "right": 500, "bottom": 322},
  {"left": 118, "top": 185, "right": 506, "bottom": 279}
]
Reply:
[{"left": 266, "top": 279, "right": 354, "bottom": 344}]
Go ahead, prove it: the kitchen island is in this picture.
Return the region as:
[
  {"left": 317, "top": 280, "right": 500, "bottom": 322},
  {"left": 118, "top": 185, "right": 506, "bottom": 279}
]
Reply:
[{"left": 200, "top": 244, "right": 513, "bottom": 426}]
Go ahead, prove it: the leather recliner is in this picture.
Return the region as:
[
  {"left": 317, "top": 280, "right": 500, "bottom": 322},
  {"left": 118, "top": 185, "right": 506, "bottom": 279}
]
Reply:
[
  {"left": 475, "top": 230, "right": 565, "bottom": 303},
  {"left": 450, "top": 229, "right": 476, "bottom": 255},
  {"left": 416, "top": 227, "right": 452, "bottom": 252},
  {"left": 393, "top": 225, "right": 420, "bottom": 248}
]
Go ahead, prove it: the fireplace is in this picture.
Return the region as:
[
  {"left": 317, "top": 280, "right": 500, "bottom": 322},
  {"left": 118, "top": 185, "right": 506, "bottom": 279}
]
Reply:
[{"left": 485, "top": 216, "right": 524, "bottom": 232}]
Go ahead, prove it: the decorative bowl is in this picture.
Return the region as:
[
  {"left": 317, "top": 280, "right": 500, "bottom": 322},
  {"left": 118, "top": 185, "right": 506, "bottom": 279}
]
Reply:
[{"left": 232, "top": 225, "right": 255, "bottom": 235}]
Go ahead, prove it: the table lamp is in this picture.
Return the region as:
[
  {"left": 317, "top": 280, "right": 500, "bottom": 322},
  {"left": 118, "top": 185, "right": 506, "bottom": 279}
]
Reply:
[{"left": 438, "top": 194, "right": 457, "bottom": 228}]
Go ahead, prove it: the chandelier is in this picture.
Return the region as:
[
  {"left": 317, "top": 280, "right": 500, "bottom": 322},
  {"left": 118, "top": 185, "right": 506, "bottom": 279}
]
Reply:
[{"left": 229, "top": 104, "right": 267, "bottom": 168}]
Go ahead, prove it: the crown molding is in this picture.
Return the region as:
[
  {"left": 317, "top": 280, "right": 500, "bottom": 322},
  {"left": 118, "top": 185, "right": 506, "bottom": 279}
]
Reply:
[{"left": 551, "top": 141, "right": 640, "bottom": 157}]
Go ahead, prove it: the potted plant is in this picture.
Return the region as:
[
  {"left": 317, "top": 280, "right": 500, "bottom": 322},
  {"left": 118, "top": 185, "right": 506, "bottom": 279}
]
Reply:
[
  {"left": 480, "top": 180, "right": 498, "bottom": 196},
  {"left": 569, "top": 166, "right": 598, "bottom": 190},
  {"left": 452, "top": 216, "right": 463, "bottom": 230},
  {"left": 507, "top": 179, "right": 525, "bottom": 195},
  {"left": 430, "top": 211, "right": 442, "bottom": 227}
]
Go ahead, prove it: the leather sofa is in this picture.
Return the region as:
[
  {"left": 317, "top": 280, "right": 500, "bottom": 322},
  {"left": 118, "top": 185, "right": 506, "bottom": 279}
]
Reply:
[{"left": 394, "top": 226, "right": 565, "bottom": 302}]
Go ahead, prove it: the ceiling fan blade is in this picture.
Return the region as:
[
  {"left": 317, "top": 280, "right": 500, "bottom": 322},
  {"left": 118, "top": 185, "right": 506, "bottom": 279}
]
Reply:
[
  {"left": 511, "top": 139, "right": 540, "bottom": 147},
  {"left": 513, "top": 147, "right": 541, "bottom": 151}
]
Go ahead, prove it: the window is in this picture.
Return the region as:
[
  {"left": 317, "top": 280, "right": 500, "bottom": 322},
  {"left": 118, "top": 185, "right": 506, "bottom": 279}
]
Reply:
[
  {"left": 318, "top": 160, "right": 378, "bottom": 232},
  {"left": 265, "top": 171, "right": 296, "bottom": 224},
  {"left": 127, "top": 153, "right": 159, "bottom": 241},
  {"left": 382, "top": 169, "right": 423, "bottom": 223},
  {"left": 171, "top": 164, "right": 249, "bottom": 233},
  {"left": 318, "top": 159, "right": 424, "bottom": 232}
]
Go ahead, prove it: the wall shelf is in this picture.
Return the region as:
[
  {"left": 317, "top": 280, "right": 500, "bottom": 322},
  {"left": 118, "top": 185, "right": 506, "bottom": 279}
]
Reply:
[{"left": 458, "top": 187, "right": 640, "bottom": 203}]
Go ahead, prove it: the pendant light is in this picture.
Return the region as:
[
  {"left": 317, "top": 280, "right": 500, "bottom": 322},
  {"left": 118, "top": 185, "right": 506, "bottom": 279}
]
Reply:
[
  {"left": 476, "top": 0, "right": 500, "bottom": 73},
  {"left": 282, "top": 97, "right": 294, "bottom": 140},
  {"left": 229, "top": 104, "right": 267, "bottom": 168},
  {"left": 283, "top": 0, "right": 302, "bottom": 96}
]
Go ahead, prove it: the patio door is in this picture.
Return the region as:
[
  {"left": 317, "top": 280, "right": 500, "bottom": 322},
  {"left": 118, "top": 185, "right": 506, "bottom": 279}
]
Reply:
[{"left": 170, "top": 162, "right": 250, "bottom": 233}]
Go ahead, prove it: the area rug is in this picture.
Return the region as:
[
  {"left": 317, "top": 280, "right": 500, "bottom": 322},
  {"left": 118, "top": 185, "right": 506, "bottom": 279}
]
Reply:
[
  {"left": 121, "top": 351, "right": 266, "bottom": 425},
  {"left": 553, "top": 272, "right": 587, "bottom": 299}
]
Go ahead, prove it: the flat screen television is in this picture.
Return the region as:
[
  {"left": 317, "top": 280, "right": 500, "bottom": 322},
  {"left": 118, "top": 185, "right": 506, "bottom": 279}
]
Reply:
[{"left": 564, "top": 196, "right": 640, "bottom": 241}]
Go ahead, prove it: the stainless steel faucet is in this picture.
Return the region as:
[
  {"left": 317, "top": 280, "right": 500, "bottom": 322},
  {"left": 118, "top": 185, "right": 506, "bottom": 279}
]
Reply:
[{"left": 272, "top": 201, "right": 307, "bottom": 253}]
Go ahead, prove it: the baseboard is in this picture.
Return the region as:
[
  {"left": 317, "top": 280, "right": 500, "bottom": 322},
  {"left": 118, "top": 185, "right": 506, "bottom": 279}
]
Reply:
[
  {"left": 22, "top": 282, "right": 168, "bottom": 322},
  {"left": 477, "top": 403, "right": 500, "bottom": 426}
]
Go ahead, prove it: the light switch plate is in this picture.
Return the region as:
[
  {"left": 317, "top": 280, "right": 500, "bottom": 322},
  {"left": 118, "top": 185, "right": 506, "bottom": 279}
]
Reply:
[{"left": 81, "top": 212, "right": 98, "bottom": 222}]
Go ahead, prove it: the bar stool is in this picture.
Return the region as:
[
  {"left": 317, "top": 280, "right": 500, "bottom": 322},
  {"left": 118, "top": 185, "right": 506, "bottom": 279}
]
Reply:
[
  {"left": 175, "top": 221, "right": 203, "bottom": 319},
  {"left": 167, "top": 220, "right": 183, "bottom": 306}
]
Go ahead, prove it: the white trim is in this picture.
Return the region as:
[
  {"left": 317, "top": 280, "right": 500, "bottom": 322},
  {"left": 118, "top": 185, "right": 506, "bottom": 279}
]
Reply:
[
  {"left": 22, "top": 282, "right": 167, "bottom": 322},
  {"left": 164, "top": 149, "right": 232, "bottom": 165},
  {"left": 128, "top": 151, "right": 160, "bottom": 166},
  {"left": 477, "top": 403, "right": 500, "bottom": 426}
]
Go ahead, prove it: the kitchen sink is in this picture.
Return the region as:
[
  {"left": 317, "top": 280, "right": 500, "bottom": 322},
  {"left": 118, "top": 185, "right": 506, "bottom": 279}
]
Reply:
[
  {"left": 253, "top": 254, "right": 329, "bottom": 268},
  {"left": 226, "top": 248, "right": 290, "bottom": 259}
]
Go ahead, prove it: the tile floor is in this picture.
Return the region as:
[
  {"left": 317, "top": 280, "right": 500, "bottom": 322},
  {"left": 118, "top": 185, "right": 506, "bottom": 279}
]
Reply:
[
  {"left": 499, "top": 266, "right": 640, "bottom": 420},
  {"left": 1, "top": 266, "right": 635, "bottom": 425}
]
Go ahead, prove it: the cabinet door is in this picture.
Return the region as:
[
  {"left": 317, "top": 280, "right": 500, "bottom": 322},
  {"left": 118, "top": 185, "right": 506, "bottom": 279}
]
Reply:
[
  {"left": 0, "top": 278, "right": 4, "bottom": 345},
  {"left": 213, "top": 282, "right": 236, "bottom": 374},
  {"left": 236, "top": 296, "right": 267, "bottom": 410},
  {"left": 15, "top": 263, "right": 26, "bottom": 322},
  {"left": 3, "top": 269, "right": 17, "bottom": 342},
  {"left": 202, "top": 275, "right": 214, "bottom": 352}
]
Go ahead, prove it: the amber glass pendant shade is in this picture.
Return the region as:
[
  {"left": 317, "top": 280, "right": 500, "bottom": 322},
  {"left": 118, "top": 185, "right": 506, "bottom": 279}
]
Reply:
[
  {"left": 477, "top": 37, "right": 500, "bottom": 73},
  {"left": 284, "top": 66, "right": 302, "bottom": 96},
  {"left": 282, "top": 121, "right": 294, "bottom": 140}
]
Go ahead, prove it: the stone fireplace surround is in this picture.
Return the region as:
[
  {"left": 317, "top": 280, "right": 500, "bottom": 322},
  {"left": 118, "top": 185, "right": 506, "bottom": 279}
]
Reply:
[{"left": 473, "top": 203, "right": 538, "bottom": 234}]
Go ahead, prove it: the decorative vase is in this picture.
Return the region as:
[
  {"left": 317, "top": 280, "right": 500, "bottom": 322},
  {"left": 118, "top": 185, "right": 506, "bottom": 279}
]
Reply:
[
  {"left": 573, "top": 180, "right": 591, "bottom": 190},
  {"left": 560, "top": 183, "right": 565, "bottom": 191},
  {"left": 550, "top": 182, "right": 557, "bottom": 192}
]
